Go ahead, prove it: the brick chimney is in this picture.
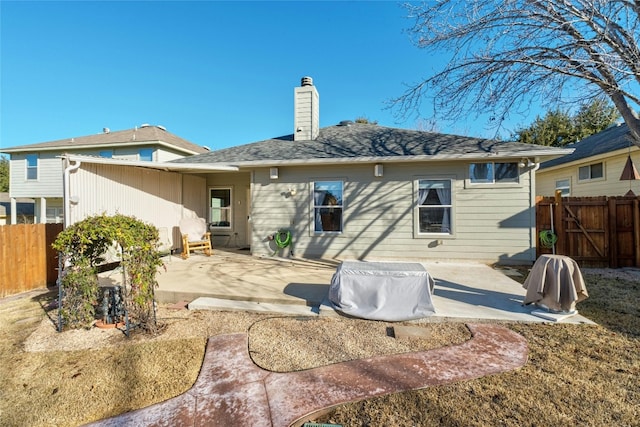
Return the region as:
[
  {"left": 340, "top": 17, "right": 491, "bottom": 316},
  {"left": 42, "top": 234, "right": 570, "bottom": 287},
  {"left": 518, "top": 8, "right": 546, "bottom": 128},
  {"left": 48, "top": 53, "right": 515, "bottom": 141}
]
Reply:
[{"left": 294, "top": 76, "right": 319, "bottom": 141}]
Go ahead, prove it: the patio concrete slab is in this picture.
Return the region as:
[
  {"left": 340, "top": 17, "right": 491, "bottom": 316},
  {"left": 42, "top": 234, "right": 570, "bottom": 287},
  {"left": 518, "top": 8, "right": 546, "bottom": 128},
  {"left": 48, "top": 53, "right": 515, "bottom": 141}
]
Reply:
[
  {"left": 153, "top": 250, "right": 595, "bottom": 324},
  {"left": 154, "top": 250, "right": 337, "bottom": 307}
]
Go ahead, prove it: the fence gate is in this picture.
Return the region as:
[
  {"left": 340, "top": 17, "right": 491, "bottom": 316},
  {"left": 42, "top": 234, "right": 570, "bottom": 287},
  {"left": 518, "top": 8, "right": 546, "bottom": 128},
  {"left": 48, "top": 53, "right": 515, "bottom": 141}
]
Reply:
[{"left": 536, "top": 194, "right": 640, "bottom": 268}]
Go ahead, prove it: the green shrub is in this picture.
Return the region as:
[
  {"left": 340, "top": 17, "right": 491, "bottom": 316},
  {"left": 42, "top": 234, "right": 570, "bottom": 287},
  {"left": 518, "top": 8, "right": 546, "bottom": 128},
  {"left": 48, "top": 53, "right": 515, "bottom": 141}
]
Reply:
[{"left": 52, "top": 214, "right": 163, "bottom": 333}]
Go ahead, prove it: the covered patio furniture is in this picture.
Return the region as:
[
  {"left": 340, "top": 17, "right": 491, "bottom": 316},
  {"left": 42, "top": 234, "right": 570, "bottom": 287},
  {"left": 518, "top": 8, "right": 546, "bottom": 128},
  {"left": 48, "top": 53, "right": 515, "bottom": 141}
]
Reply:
[
  {"left": 523, "top": 254, "right": 588, "bottom": 312},
  {"left": 329, "top": 260, "right": 436, "bottom": 321},
  {"left": 179, "top": 218, "right": 212, "bottom": 259}
]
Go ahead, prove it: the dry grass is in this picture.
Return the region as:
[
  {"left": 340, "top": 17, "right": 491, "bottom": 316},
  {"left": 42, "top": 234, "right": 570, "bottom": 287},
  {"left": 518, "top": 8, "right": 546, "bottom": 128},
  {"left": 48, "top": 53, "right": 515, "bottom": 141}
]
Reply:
[
  {"left": 316, "top": 272, "right": 640, "bottom": 426},
  {"left": 0, "top": 270, "right": 638, "bottom": 427}
]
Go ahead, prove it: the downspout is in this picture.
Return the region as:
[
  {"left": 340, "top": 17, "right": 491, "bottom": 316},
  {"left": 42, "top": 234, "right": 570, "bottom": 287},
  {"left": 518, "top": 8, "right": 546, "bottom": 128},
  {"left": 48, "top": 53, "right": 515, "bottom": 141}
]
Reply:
[
  {"left": 63, "top": 158, "right": 81, "bottom": 228},
  {"left": 529, "top": 160, "right": 541, "bottom": 261},
  {"left": 58, "top": 157, "right": 81, "bottom": 333}
]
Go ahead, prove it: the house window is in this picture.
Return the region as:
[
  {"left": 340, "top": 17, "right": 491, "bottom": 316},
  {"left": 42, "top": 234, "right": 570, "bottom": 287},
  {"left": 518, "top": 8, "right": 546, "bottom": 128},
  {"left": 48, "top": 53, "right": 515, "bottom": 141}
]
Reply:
[
  {"left": 578, "top": 162, "right": 604, "bottom": 181},
  {"left": 209, "top": 188, "right": 231, "bottom": 228},
  {"left": 555, "top": 178, "right": 571, "bottom": 196},
  {"left": 139, "top": 148, "right": 153, "bottom": 161},
  {"left": 314, "top": 181, "right": 343, "bottom": 233},
  {"left": 418, "top": 179, "right": 452, "bottom": 234},
  {"left": 99, "top": 150, "right": 113, "bottom": 158},
  {"left": 469, "top": 162, "right": 519, "bottom": 184},
  {"left": 46, "top": 207, "right": 64, "bottom": 224},
  {"left": 26, "top": 154, "right": 38, "bottom": 180}
]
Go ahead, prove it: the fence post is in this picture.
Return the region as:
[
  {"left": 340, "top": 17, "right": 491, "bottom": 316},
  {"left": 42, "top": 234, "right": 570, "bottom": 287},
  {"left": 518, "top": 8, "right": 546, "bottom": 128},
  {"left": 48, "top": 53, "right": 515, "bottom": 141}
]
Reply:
[
  {"left": 535, "top": 196, "right": 542, "bottom": 258},
  {"left": 609, "top": 197, "right": 618, "bottom": 268}
]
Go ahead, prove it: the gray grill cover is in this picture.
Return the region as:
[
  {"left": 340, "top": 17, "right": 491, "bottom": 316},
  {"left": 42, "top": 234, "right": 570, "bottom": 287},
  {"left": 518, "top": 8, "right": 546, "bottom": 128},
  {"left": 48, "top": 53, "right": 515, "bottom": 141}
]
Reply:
[{"left": 329, "top": 261, "right": 436, "bottom": 321}]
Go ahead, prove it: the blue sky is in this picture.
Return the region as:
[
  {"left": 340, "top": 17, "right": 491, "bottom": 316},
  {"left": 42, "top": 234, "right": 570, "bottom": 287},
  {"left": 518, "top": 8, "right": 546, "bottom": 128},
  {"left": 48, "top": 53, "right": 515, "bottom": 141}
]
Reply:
[{"left": 1, "top": 1, "right": 534, "bottom": 152}]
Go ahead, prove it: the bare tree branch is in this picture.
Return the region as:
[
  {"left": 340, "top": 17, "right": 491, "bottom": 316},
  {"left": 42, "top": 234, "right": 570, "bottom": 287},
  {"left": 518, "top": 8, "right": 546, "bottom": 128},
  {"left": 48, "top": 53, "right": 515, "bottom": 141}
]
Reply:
[{"left": 392, "top": 0, "right": 640, "bottom": 144}]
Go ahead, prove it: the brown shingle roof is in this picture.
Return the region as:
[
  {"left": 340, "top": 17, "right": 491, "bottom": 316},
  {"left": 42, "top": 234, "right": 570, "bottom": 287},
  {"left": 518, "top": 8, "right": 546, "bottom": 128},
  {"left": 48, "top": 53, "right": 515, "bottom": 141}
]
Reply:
[{"left": 1, "top": 125, "right": 208, "bottom": 155}]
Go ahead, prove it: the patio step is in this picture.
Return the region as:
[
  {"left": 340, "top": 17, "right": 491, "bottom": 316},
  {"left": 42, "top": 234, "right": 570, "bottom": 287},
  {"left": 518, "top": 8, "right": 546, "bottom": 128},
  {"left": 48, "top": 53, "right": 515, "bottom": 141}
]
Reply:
[{"left": 188, "top": 296, "right": 338, "bottom": 316}]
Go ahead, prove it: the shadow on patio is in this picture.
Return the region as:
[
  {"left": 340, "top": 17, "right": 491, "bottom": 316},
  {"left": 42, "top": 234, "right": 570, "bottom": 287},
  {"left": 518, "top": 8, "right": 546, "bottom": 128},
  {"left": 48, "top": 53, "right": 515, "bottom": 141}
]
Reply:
[{"left": 151, "top": 249, "right": 594, "bottom": 324}]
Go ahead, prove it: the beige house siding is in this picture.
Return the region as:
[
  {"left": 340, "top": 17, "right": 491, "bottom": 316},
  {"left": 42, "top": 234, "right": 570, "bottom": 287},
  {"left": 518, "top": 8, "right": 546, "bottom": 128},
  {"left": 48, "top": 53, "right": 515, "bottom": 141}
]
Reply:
[
  {"left": 537, "top": 147, "right": 640, "bottom": 197},
  {"left": 206, "top": 172, "right": 251, "bottom": 248},
  {"left": 67, "top": 146, "right": 186, "bottom": 162},
  {"left": 62, "top": 158, "right": 537, "bottom": 263},
  {"left": 246, "top": 162, "right": 535, "bottom": 264},
  {"left": 9, "top": 153, "right": 64, "bottom": 198},
  {"left": 157, "top": 149, "right": 192, "bottom": 162}
]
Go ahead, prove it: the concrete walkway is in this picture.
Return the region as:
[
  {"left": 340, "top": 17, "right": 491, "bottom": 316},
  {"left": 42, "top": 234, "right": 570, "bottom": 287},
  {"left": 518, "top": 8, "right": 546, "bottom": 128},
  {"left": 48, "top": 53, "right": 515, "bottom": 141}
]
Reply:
[{"left": 85, "top": 323, "right": 528, "bottom": 427}]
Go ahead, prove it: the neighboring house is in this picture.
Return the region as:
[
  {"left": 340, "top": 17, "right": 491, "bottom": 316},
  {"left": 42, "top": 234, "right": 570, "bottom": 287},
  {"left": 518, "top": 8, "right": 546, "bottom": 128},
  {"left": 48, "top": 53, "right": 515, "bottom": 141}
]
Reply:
[
  {"left": 537, "top": 122, "right": 640, "bottom": 197},
  {"left": 62, "top": 77, "right": 571, "bottom": 264},
  {"left": 0, "top": 125, "right": 209, "bottom": 224},
  {"left": 0, "top": 192, "right": 34, "bottom": 225}
]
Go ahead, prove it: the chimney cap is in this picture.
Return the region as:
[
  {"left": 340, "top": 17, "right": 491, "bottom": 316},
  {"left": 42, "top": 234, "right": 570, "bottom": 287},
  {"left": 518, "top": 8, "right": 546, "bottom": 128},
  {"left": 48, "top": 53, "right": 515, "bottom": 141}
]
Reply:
[{"left": 300, "top": 76, "right": 313, "bottom": 87}]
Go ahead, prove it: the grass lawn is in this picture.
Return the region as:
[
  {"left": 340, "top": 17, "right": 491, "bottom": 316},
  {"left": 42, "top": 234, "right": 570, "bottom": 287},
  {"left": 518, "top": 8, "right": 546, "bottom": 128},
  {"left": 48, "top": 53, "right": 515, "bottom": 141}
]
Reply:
[{"left": 0, "top": 271, "right": 638, "bottom": 426}]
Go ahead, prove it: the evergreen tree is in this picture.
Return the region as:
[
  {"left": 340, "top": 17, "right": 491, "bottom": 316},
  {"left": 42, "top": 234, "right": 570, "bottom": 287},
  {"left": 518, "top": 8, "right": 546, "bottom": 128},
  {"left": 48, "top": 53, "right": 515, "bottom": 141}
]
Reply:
[
  {"left": 515, "top": 99, "right": 619, "bottom": 146},
  {"left": 516, "top": 110, "right": 575, "bottom": 147},
  {"left": 573, "top": 98, "right": 620, "bottom": 141},
  {"left": 0, "top": 157, "right": 9, "bottom": 192}
]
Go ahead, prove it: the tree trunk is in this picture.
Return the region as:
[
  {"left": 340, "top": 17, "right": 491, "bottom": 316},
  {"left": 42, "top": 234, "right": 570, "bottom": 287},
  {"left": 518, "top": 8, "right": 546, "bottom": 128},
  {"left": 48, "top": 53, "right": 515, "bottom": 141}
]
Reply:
[{"left": 609, "top": 92, "right": 640, "bottom": 146}]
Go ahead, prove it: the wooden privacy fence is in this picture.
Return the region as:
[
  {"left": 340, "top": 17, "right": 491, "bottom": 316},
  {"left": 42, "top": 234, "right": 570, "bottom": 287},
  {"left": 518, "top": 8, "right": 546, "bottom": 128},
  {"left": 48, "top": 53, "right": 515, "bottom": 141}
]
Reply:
[
  {"left": 536, "top": 194, "right": 640, "bottom": 268},
  {"left": 0, "top": 223, "right": 62, "bottom": 298}
]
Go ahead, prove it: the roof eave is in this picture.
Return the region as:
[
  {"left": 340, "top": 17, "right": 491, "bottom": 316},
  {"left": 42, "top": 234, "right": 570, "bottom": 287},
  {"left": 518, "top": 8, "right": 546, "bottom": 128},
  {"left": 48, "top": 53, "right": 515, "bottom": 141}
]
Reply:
[
  {"left": 206, "top": 149, "right": 573, "bottom": 168},
  {"left": 62, "top": 154, "right": 238, "bottom": 172},
  {"left": 539, "top": 145, "right": 638, "bottom": 172},
  {"left": 2, "top": 140, "right": 205, "bottom": 156}
]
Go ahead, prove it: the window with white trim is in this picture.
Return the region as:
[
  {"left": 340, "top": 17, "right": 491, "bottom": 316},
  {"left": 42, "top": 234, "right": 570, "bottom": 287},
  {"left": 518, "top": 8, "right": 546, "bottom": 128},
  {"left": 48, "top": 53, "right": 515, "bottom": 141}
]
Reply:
[
  {"left": 555, "top": 178, "right": 571, "bottom": 196},
  {"left": 417, "top": 179, "right": 453, "bottom": 234},
  {"left": 469, "top": 162, "right": 519, "bottom": 184},
  {"left": 209, "top": 188, "right": 232, "bottom": 229},
  {"left": 313, "top": 181, "right": 343, "bottom": 233},
  {"left": 578, "top": 162, "right": 603, "bottom": 181},
  {"left": 46, "top": 207, "right": 64, "bottom": 224},
  {"left": 99, "top": 150, "right": 113, "bottom": 158},
  {"left": 26, "top": 154, "right": 38, "bottom": 180},
  {"left": 139, "top": 148, "right": 153, "bottom": 161}
]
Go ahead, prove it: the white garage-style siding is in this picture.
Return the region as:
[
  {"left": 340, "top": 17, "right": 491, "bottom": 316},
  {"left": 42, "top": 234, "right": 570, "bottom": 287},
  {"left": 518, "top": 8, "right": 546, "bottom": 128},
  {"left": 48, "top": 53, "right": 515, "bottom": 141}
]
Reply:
[{"left": 68, "top": 163, "right": 187, "bottom": 249}]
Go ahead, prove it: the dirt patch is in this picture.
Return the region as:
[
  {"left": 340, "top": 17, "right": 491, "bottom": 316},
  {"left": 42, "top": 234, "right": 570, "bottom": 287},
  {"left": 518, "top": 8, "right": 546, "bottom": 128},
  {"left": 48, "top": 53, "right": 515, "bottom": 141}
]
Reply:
[
  {"left": 248, "top": 317, "right": 470, "bottom": 372},
  {"left": 23, "top": 305, "right": 268, "bottom": 352}
]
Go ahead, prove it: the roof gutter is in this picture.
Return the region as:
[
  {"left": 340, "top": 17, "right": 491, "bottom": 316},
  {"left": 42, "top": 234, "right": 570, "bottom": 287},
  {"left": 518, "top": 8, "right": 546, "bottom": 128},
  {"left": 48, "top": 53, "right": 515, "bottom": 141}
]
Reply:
[
  {"left": 62, "top": 154, "right": 238, "bottom": 172},
  {"left": 2, "top": 140, "right": 207, "bottom": 156},
  {"left": 199, "top": 149, "right": 574, "bottom": 169},
  {"left": 539, "top": 145, "right": 639, "bottom": 172}
]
